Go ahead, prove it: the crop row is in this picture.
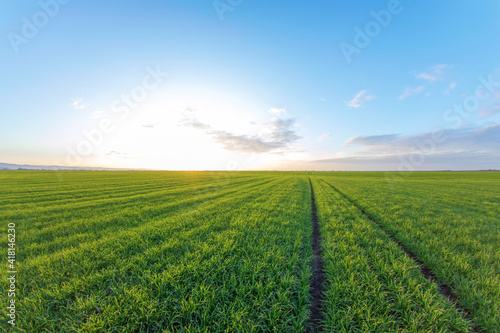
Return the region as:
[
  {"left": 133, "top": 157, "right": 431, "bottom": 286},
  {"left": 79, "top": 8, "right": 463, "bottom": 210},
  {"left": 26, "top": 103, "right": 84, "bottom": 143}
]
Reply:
[
  {"left": 311, "top": 177, "right": 472, "bottom": 332},
  {"left": 315, "top": 172, "right": 500, "bottom": 332},
  {"left": 0, "top": 171, "right": 497, "bottom": 332},
  {"left": 1, "top": 173, "right": 313, "bottom": 332}
]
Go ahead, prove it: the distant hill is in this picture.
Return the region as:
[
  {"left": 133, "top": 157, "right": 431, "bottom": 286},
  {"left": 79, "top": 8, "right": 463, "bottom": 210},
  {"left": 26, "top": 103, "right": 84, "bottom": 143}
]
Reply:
[{"left": 0, "top": 162, "right": 132, "bottom": 171}]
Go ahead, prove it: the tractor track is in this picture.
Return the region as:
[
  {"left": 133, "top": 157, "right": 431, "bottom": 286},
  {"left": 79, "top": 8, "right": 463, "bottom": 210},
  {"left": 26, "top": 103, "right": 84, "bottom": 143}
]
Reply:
[
  {"left": 319, "top": 179, "right": 479, "bottom": 332},
  {"left": 306, "top": 178, "right": 325, "bottom": 332}
]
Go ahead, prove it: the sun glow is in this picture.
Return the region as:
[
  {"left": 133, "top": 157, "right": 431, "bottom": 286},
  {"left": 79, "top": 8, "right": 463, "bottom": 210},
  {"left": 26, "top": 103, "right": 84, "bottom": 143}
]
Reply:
[{"left": 88, "top": 90, "right": 275, "bottom": 170}]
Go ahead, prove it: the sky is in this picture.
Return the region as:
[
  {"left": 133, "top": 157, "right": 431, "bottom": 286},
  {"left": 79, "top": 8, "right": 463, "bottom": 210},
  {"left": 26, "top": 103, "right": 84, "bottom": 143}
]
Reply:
[{"left": 1, "top": 0, "right": 500, "bottom": 171}]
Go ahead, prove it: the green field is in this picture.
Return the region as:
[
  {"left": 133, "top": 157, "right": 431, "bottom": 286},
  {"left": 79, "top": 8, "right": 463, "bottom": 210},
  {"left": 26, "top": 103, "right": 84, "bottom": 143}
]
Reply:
[{"left": 1, "top": 171, "right": 499, "bottom": 332}]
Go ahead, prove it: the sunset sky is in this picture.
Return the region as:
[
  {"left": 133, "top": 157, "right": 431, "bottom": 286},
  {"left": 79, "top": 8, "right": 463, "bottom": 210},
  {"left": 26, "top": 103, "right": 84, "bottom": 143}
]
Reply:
[{"left": 1, "top": 0, "right": 500, "bottom": 170}]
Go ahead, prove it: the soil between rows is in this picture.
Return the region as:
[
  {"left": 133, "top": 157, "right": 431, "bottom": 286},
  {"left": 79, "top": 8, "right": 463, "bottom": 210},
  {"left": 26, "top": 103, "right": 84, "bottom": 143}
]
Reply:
[
  {"left": 319, "top": 179, "right": 478, "bottom": 332},
  {"left": 306, "top": 178, "right": 325, "bottom": 332}
]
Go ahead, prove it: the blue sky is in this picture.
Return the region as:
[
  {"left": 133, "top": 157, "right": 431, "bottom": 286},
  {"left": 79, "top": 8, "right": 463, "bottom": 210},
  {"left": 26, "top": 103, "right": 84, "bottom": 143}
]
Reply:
[{"left": 1, "top": 0, "right": 499, "bottom": 170}]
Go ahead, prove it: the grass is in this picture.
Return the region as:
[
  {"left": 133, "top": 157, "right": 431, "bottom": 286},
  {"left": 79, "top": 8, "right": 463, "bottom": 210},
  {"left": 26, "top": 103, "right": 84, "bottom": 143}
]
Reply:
[
  {"left": 312, "top": 177, "right": 472, "bottom": 332},
  {"left": 315, "top": 171, "right": 500, "bottom": 332},
  {"left": 1, "top": 172, "right": 312, "bottom": 331},
  {"left": 0, "top": 170, "right": 498, "bottom": 332}
]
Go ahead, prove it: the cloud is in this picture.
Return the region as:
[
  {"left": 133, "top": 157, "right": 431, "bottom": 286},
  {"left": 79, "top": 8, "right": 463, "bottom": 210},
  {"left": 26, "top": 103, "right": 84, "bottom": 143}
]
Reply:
[
  {"left": 478, "top": 90, "right": 500, "bottom": 119},
  {"left": 345, "top": 90, "right": 375, "bottom": 108},
  {"left": 320, "top": 98, "right": 327, "bottom": 102},
  {"left": 268, "top": 108, "right": 287, "bottom": 117},
  {"left": 181, "top": 110, "right": 301, "bottom": 154},
  {"left": 345, "top": 134, "right": 401, "bottom": 147},
  {"left": 344, "top": 124, "right": 500, "bottom": 155},
  {"left": 312, "top": 151, "right": 500, "bottom": 171},
  {"left": 443, "top": 81, "right": 457, "bottom": 95},
  {"left": 91, "top": 110, "right": 105, "bottom": 119},
  {"left": 312, "top": 123, "right": 500, "bottom": 170},
  {"left": 105, "top": 151, "right": 128, "bottom": 156},
  {"left": 71, "top": 97, "right": 88, "bottom": 110},
  {"left": 479, "top": 105, "right": 500, "bottom": 119},
  {"left": 142, "top": 124, "right": 156, "bottom": 128},
  {"left": 399, "top": 86, "right": 425, "bottom": 100},
  {"left": 415, "top": 64, "right": 452, "bottom": 82},
  {"left": 180, "top": 117, "right": 210, "bottom": 130},
  {"left": 318, "top": 133, "right": 331, "bottom": 141}
]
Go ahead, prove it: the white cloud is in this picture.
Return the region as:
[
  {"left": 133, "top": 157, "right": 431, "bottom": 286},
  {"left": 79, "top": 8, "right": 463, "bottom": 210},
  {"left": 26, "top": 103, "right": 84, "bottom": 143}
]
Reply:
[
  {"left": 91, "top": 110, "right": 105, "bottom": 119},
  {"left": 268, "top": 108, "right": 287, "bottom": 117},
  {"left": 399, "top": 86, "right": 425, "bottom": 100},
  {"left": 105, "top": 151, "right": 128, "bottom": 156},
  {"left": 181, "top": 110, "right": 302, "bottom": 154},
  {"left": 320, "top": 98, "right": 326, "bottom": 102},
  {"left": 415, "top": 64, "right": 452, "bottom": 82},
  {"left": 345, "top": 90, "right": 375, "bottom": 108},
  {"left": 71, "top": 97, "right": 88, "bottom": 110},
  {"left": 318, "top": 133, "right": 331, "bottom": 141},
  {"left": 416, "top": 73, "right": 436, "bottom": 81},
  {"left": 478, "top": 90, "right": 500, "bottom": 119},
  {"left": 312, "top": 124, "right": 500, "bottom": 170},
  {"left": 344, "top": 124, "right": 500, "bottom": 155},
  {"left": 312, "top": 152, "right": 499, "bottom": 171},
  {"left": 443, "top": 81, "right": 457, "bottom": 95}
]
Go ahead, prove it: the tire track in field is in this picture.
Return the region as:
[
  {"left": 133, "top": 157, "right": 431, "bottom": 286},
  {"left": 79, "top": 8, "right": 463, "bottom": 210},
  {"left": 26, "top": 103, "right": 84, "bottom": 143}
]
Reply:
[
  {"left": 307, "top": 178, "right": 325, "bottom": 332},
  {"left": 319, "top": 179, "right": 479, "bottom": 331}
]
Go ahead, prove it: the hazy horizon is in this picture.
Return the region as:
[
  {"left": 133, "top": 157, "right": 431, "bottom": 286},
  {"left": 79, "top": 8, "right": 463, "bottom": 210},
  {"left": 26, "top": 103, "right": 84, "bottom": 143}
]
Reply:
[{"left": 2, "top": 1, "right": 499, "bottom": 171}]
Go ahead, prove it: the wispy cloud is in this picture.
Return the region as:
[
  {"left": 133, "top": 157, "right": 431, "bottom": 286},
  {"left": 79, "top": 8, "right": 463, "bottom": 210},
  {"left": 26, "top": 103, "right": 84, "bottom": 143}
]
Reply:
[
  {"left": 71, "top": 97, "right": 88, "bottom": 110},
  {"left": 181, "top": 108, "right": 301, "bottom": 154},
  {"left": 443, "top": 81, "right": 457, "bottom": 95},
  {"left": 91, "top": 110, "right": 105, "bottom": 119},
  {"left": 345, "top": 134, "right": 401, "bottom": 147},
  {"left": 345, "top": 124, "right": 500, "bottom": 155},
  {"left": 268, "top": 107, "right": 287, "bottom": 117},
  {"left": 399, "top": 86, "right": 425, "bottom": 100},
  {"left": 415, "top": 64, "right": 452, "bottom": 82},
  {"left": 345, "top": 90, "right": 375, "bottom": 108},
  {"left": 142, "top": 124, "right": 156, "bottom": 128},
  {"left": 478, "top": 90, "right": 500, "bottom": 119},
  {"left": 105, "top": 151, "right": 128, "bottom": 156},
  {"left": 318, "top": 133, "right": 331, "bottom": 141},
  {"left": 320, "top": 98, "right": 327, "bottom": 102},
  {"left": 313, "top": 124, "right": 500, "bottom": 170},
  {"left": 312, "top": 151, "right": 499, "bottom": 171}
]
